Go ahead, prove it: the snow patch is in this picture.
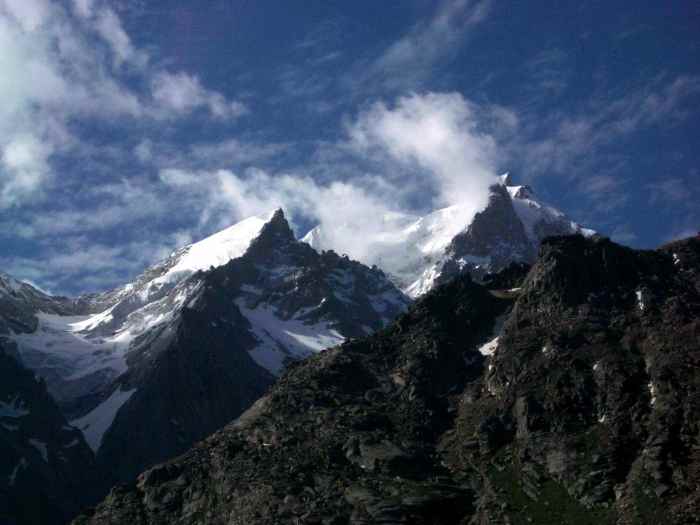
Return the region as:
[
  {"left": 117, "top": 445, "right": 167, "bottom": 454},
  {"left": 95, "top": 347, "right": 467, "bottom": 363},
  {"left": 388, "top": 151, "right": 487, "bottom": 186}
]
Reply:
[
  {"left": 11, "top": 313, "right": 132, "bottom": 387},
  {"left": 478, "top": 337, "right": 499, "bottom": 356},
  {"left": 648, "top": 381, "right": 656, "bottom": 406},
  {"left": 70, "top": 386, "right": 137, "bottom": 452},
  {"left": 237, "top": 300, "right": 344, "bottom": 375},
  {"left": 636, "top": 290, "right": 645, "bottom": 311},
  {"left": 477, "top": 312, "right": 508, "bottom": 356}
]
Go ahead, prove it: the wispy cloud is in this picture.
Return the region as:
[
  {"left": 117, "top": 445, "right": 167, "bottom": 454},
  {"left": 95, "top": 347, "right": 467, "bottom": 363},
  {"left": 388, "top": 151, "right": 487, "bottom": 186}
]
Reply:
[
  {"left": 511, "top": 74, "right": 700, "bottom": 180},
  {"left": 523, "top": 48, "right": 570, "bottom": 97},
  {"left": 345, "top": 0, "right": 492, "bottom": 93},
  {"left": 151, "top": 71, "right": 248, "bottom": 119}
]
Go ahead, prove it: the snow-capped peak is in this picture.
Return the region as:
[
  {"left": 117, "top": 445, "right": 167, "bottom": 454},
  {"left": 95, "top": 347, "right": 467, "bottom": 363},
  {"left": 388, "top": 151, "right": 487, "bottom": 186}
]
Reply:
[
  {"left": 0, "top": 272, "right": 24, "bottom": 295},
  {"left": 302, "top": 175, "right": 593, "bottom": 297},
  {"left": 499, "top": 172, "right": 513, "bottom": 186},
  {"left": 154, "top": 209, "right": 282, "bottom": 287}
]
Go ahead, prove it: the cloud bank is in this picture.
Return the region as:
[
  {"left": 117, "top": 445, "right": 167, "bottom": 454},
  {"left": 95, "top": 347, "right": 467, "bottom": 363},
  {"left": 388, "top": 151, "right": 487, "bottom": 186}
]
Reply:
[{"left": 156, "top": 92, "right": 500, "bottom": 264}]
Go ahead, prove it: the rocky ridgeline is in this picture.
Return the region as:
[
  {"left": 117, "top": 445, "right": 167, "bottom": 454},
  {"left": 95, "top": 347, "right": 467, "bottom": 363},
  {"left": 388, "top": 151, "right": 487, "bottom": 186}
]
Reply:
[{"left": 75, "top": 233, "right": 700, "bottom": 524}]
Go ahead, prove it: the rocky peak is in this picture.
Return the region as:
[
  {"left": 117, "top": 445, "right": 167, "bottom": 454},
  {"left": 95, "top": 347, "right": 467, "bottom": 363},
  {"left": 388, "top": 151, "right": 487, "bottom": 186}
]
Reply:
[{"left": 244, "top": 208, "right": 297, "bottom": 257}]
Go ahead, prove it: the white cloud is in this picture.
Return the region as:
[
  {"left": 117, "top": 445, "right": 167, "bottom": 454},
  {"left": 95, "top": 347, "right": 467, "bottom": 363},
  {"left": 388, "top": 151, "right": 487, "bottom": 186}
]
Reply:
[
  {"left": 0, "top": 0, "right": 246, "bottom": 209},
  {"left": 156, "top": 92, "right": 500, "bottom": 264},
  {"left": 0, "top": 0, "right": 50, "bottom": 32},
  {"left": 94, "top": 7, "right": 141, "bottom": 67},
  {"left": 0, "top": 134, "right": 52, "bottom": 208},
  {"left": 348, "top": 92, "right": 498, "bottom": 210},
  {"left": 71, "top": 0, "right": 94, "bottom": 18},
  {"left": 510, "top": 74, "right": 700, "bottom": 181},
  {"left": 151, "top": 71, "right": 247, "bottom": 119},
  {"left": 352, "top": 0, "right": 492, "bottom": 91}
]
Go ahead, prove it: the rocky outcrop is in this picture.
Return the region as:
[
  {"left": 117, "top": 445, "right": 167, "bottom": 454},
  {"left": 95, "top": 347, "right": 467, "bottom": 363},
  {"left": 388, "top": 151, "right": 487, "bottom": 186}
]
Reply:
[
  {"left": 437, "top": 184, "right": 535, "bottom": 285},
  {"left": 75, "top": 234, "right": 700, "bottom": 524}
]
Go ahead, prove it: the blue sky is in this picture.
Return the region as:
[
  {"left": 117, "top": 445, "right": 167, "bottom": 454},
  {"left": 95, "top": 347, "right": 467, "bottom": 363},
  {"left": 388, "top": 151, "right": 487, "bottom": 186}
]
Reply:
[{"left": 0, "top": 0, "right": 698, "bottom": 294}]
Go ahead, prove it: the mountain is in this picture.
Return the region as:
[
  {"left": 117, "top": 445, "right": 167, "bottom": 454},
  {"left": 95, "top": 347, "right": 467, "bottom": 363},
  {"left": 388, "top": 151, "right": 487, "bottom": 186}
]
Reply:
[
  {"left": 0, "top": 342, "right": 103, "bottom": 525},
  {"left": 75, "top": 233, "right": 700, "bottom": 525},
  {"left": 303, "top": 173, "right": 594, "bottom": 297},
  {"left": 1, "top": 209, "right": 409, "bottom": 488}
]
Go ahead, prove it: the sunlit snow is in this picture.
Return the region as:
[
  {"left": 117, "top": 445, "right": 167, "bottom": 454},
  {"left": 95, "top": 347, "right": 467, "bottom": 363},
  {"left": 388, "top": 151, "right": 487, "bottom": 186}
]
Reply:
[
  {"left": 70, "top": 386, "right": 137, "bottom": 452},
  {"left": 237, "top": 300, "right": 344, "bottom": 375},
  {"left": 152, "top": 210, "right": 278, "bottom": 287}
]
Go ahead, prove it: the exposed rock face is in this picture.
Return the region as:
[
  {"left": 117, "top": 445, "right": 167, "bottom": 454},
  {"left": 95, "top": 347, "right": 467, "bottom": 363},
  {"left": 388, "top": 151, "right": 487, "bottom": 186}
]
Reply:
[
  {"left": 75, "top": 234, "right": 700, "bottom": 525},
  {"left": 0, "top": 273, "right": 81, "bottom": 336},
  {"left": 436, "top": 185, "right": 535, "bottom": 286},
  {"left": 0, "top": 345, "right": 103, "bottom": 525}
]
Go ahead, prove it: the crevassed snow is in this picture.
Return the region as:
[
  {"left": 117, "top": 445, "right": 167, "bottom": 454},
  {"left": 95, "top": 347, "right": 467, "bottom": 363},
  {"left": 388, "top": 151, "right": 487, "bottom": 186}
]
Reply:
[
  {"left": 0, "top": 395, "right": 29, "bottom": 418},
  {"left": 236, "top": 300, "right": 344, "bottom": 375},
  {"left": 10, "top": 278, "right": 201, "bottom": 408},
  {"left": 70, "top": 386, "right": 137, "bottom": 452},
  {"left": 11, "top": 313, "right": 131, "bottom": 386},
  {"left": 28, "top": 439, "right": 48, "bottom": 462},
  {"left": 152, "top": 210, "right": 278, "bottom": 287}
]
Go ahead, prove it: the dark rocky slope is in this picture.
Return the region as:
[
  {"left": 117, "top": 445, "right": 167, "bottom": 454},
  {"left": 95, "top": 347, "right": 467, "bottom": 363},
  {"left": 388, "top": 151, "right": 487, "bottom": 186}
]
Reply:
[
  {"left": 75, "top": 234, "right": 700, "bottom": 525},
  {"left": 0, "top": 345, "right": 104, "bottom": 525}
]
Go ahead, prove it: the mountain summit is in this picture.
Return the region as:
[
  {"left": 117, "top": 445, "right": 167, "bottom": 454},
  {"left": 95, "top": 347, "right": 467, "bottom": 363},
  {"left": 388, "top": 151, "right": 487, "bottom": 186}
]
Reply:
[
  {"left": 303, "top": 175, "right": 594, "bottom": 297},
  {"left": 1, "top": 209, "right": 408, "bottom": 494}
]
